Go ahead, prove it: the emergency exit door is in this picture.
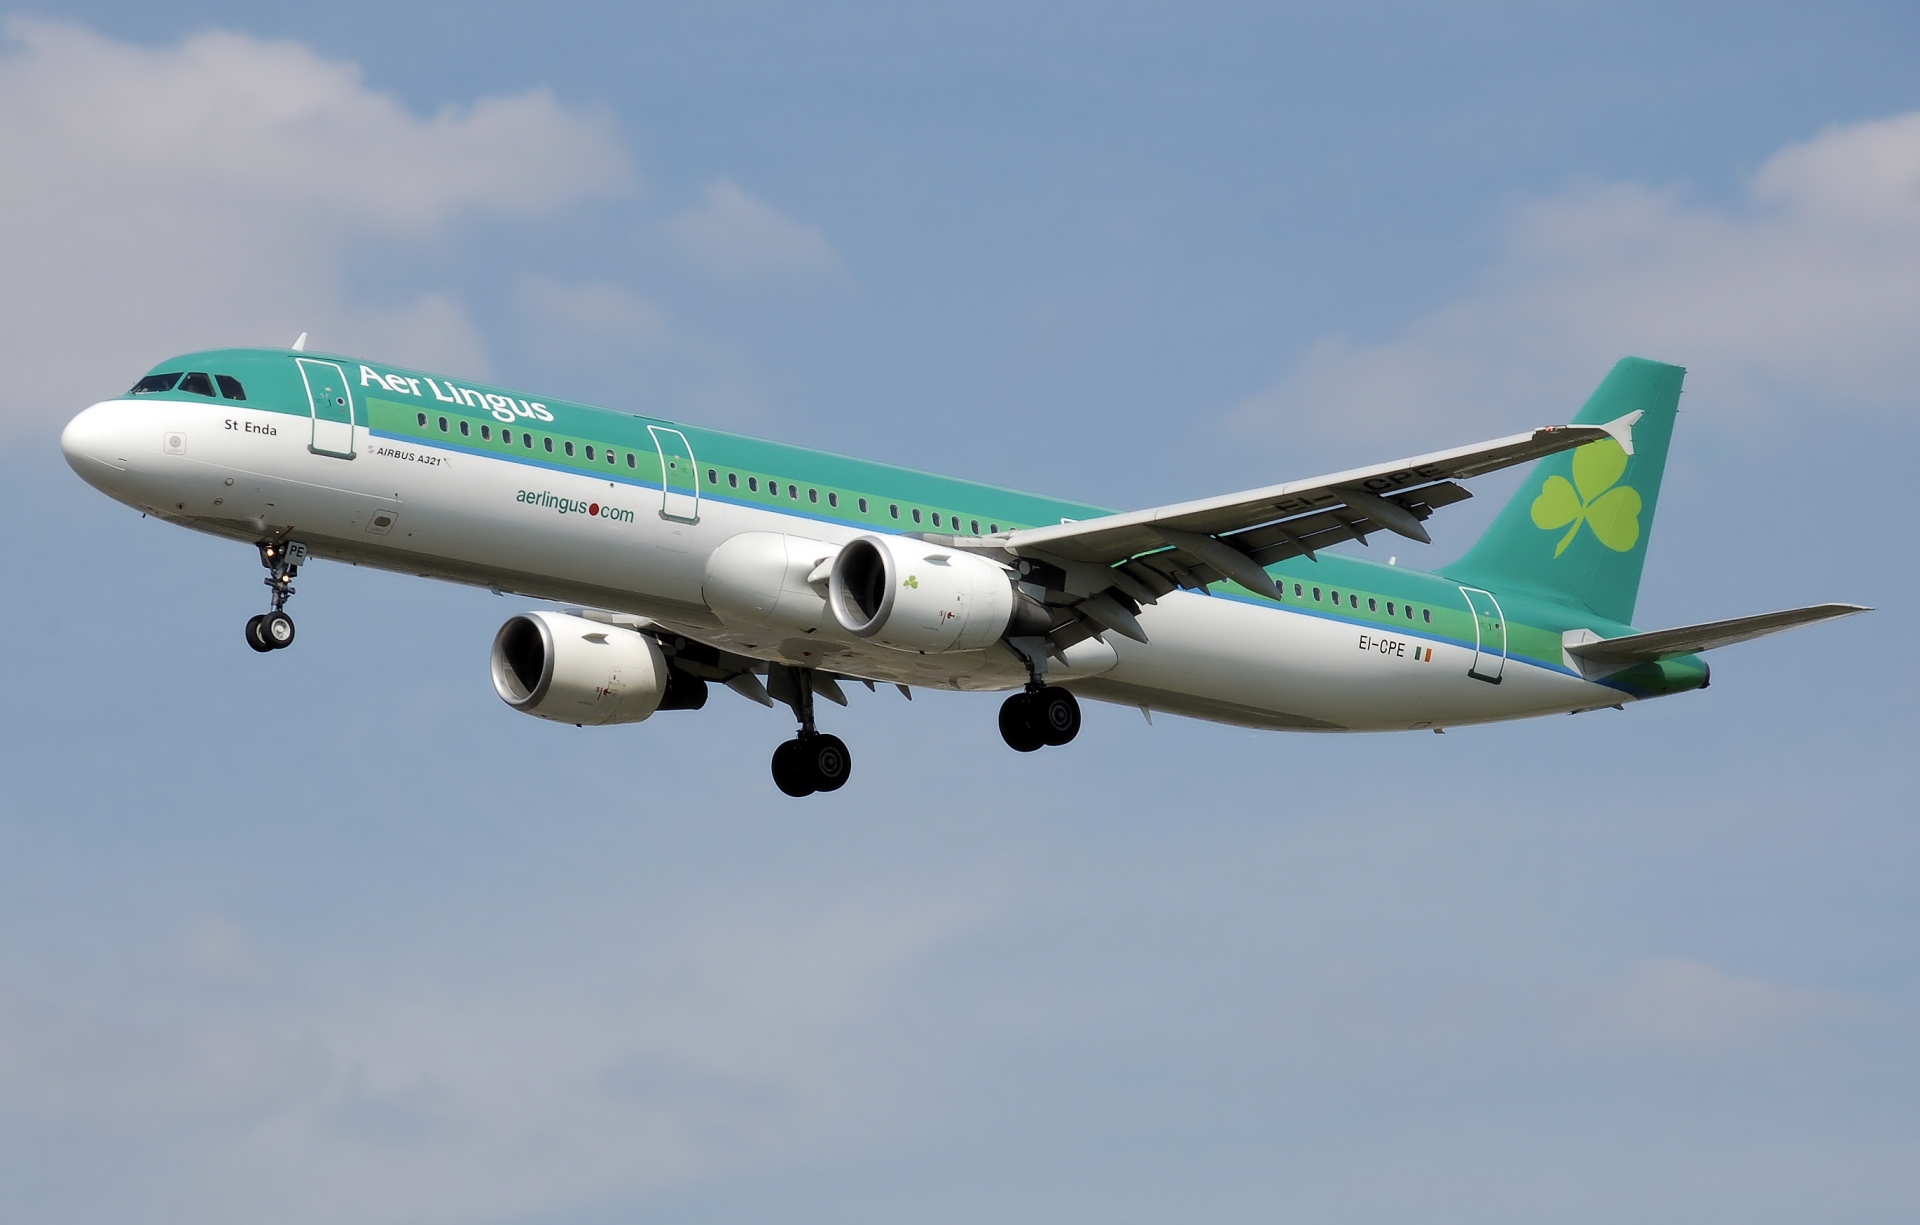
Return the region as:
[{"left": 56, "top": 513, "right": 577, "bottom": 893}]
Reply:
[
  {"left": 297, "top": 358, "right": 355, "bottom": 458},
  {"left": 1459, "top": 586, "right": 1507, "bottom": 683},
  {"left": 648, "top": 426, "right": 699, "bottom": 522}
]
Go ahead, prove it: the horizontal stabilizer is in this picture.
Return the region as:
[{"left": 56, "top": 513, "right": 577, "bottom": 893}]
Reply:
[{"left": 1565, "top": 603, "right": 1869, "bottom": 667}]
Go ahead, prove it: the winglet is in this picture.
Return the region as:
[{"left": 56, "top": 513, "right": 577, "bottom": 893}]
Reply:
[{"left": 1599, "top": 409, "right": 1642, "bottom": 456}]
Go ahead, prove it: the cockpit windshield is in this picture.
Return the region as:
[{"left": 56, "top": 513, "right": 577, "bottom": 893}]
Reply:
[
  {"left": 178, "top": 372, "right": 216, "bottom": 397},
  {"left": 129, "top": 373, "right": 180, "bottom": 394}
]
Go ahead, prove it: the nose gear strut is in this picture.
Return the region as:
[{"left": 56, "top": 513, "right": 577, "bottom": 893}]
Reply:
[{"left": 245, "top": 539, "right": 306, "bottom": 652}]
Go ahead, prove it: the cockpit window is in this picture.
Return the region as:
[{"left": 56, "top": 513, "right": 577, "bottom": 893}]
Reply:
[
  {"left": 178, "top": 372, "right": 216, "bottom": 397},
  {"left": 215, "top": 374, "right": 246, "bottom": 401},
  {"left": 129, "top": 373, "right": 180, "bottom": 394}
]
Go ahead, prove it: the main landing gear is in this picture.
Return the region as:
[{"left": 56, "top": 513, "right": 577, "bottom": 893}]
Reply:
[
  {"left": 245, "top": 539, "right": 306, "bottom": 653},
  {"left": 767, "top": 665, "right": 852, "bottom": 797},
  {"left": 998, "top": 686, "right": 1081, "bottom": 752},
  {"left": 997, "top": 636, "right": 1081, "bottom": 752}
]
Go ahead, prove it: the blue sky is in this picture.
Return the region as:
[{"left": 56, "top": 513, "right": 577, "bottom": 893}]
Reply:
[{"left": 1, "top": 4, "right": 1916, "bottom": 1223}]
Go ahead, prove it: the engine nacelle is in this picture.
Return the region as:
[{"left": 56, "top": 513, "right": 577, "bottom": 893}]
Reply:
[
  {"left": 491, "top": 611, "right": 704, "bottom": 725},
  {"left": 703, "top": 532, "right": 839, "bottom": 634},
  {"left": 828, "top": 534, "right": 1025, "bottom": 653}
]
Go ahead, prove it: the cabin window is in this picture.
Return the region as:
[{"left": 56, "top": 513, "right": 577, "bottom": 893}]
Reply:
[
  {"left": 1386, "top": 602, "right": 1395, "bottom": 616},
  {"left": 1313, "top": 587, "right": 1322, "bottom": 601},
  {"left": 708, "top": 468, "right": 717, "bottom": 484},
  {"left": 416, "top": 412, "right": 427, "bottom": 427},
  {"left": 990, "top": 523, "right": 999, "bottom": 534},
  {"left": 828, "top": 492, "right": 839, "bottom": 508},
  {"left": 1423, "top": 608, "right": 1431, "bottom": 623},
  {"left": 971, "top": 520, "right": 980, "bottom": 534},
  {"left": 523, "top": 433, "right": 533, "bottom": 448},
  {"left": 729, "top": 473, "right": 739, "bottom": 488},
  {"left": 748, "top": 477, "right": 758, "bottom": 492},
  {"left": 809, "top": 488, "right": 819, "bottom": 503},
  {"left": 215, "top": 375, "right": 246, "bottom": 401},
  {"left": 912, "top": 508, "right": 922, "bottom": 523},
  {"left": 438, "top": 417, "right": 449, "bottom": 432},
  {"left": 178, "top": 372, "right": 215, "bottom": 397},
  {"left": 1330, "top": 590, "right": 1339, "bottom": 604},
  {"left": 460, "top": 420, "right": 470, "bottom": 436},
  {"left": 788, "top": 484, "right": 798, "bottom": 499},
  {"left": 481, "top": 424, "right": 491, "bottom": 440},
  {"left": 931, "top": 513, "right": 941, "bottom": 527},
  {"left": 584, "top": 445, "right": 594, "bottom": 460},
  {"left": 890, "top": 504, "right": 899, "bottom": 519},
  {"left": 542, "top": 437, "right": 552, "bottom": 452},
  {"left": 606, "top": 449, "right": 616, "bottom": 465},
  {"left": 1368, "top": 598, "right": 1377, "bottom": 612},
  {"left": 1350, "top": 594, "right": 1359, "bottom": 608},
  {"left": 129, "top": 373, "right": 181, "bottom": 394},
  {"left": 564, "top": 441, "right": 574, "bottom": 456},
  {"left": 626, "top": 452, "right": 635, "bottom": 467},
  {"left": 1294, "top": 583, "right": 1303, "bottom": 596},
  {"left": 858, "top": 498, "right": 868, "bottom": 513},
  {"left": 1405, "top": 604, "right": 1414, "bottom": 619}
]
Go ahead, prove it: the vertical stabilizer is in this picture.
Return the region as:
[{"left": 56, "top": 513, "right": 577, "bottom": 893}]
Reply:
[{"left": 1444, "top": 357, "right": 1684, "bottom": 625}]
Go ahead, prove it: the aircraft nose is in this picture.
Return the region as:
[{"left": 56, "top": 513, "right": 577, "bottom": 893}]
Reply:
[{"left": 61, "top": 401, "right": 132, "bottom": 483}]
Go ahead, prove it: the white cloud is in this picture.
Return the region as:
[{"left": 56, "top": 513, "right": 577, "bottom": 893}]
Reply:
[
  {"left": 0, "top": 881, "right": 1002, "bottom": 1225},
  {"left": 520, "top": 276, "right": 671, "bottom": 349},
  {"left": 1232, "top": 111, "right": 1920, "bottom": 445},
  {"left": 1566, "top": 958, "right": 1865, "bottom": 1054},
  {"left": 664, "top": 178, "right": 841, "bottom": 279},
  {"left": 0, "top": 18, "right": 638, "bottom": 434}
]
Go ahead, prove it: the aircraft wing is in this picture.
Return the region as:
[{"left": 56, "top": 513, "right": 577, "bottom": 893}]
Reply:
[
  {"left": 938, "top": 411, "right": 1642, "bottom": 651},
  {"left": 1565, "top": 603, "right": 1869, "bottom": 667},
  {"left": 980, "top": 414, "right": 1638, "bottom": 594}
]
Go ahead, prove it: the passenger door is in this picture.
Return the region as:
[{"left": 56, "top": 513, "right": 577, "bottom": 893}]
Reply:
[
  {"left": 297, "top": 358, "right": 356, "bottom": 459},
  {"left": 648, "top": 426, "right": 699, "bottom": 522},
  {"left": 1459, "top": 586, "right": 1507, "bottom": 684}
]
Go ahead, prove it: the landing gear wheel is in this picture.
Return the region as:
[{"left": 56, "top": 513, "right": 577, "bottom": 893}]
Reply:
[
  {"left": 998, "top": 692, "right": 1046, "bottom": 753},
  {"left": 807, "top": 734, "right": 852, "bottom": 792},
  {"left": 772, "top": 738, "right": 817, "bottom": 797},
  {"left": 262, "top": 611, "right": 296, "bottom": 650},
  {"left": 245, "top": 614, "right": 273, "bottom": 653},
  {"left": 1034, "top": 686, "right": 1081, "bottom": 746}
]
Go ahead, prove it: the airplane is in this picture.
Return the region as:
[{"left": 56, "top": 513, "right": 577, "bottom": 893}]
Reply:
[{"left": 60, "top": 342, "right": 1864, "bottom": 796}]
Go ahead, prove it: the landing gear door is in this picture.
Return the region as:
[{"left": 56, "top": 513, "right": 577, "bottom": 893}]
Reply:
[
  {"left": 648, "top": 426, "right": 699, "bottom": 522},
  {"left": 1459, "top": 586, "right": 1506, "bottom": 683},
  {"left": 297, "top": 358, "right": 356, "bottom": 459}
]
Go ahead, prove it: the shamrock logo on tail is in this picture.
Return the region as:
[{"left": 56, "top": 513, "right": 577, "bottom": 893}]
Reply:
[{"left": 1531, "top": 439, "right": 1642, "bottom": 557}]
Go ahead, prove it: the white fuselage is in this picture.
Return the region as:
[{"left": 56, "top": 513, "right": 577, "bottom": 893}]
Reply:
[{"left": 62, "top": 395, "right": 1633, "bottom": 731}]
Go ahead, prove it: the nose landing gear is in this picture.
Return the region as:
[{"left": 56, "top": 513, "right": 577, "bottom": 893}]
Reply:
[
  {"left": 767, "top": 664, "right": 853, "bottom": 797},
  {"left": 245, "top": 539, "right": 306, "bottom": 652}
]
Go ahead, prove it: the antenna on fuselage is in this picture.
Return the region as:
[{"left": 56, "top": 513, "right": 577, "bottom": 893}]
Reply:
[{"left": 291, "top": 332, "right": 308, "bottom": 351}]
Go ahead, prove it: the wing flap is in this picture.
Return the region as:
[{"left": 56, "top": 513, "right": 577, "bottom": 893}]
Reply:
[{"left": 1565, "top": 603, "right": 1869, "bottom": 666}]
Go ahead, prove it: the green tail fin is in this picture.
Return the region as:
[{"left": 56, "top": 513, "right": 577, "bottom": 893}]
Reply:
[{"left": 1444, "top": 357, "right": 1684, "bottom": 626}]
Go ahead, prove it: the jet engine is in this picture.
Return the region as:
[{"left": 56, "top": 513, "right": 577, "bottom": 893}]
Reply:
[
  {"left": 490, "top": 611, "right": 706, "bottom": 725},
  {"left": 828, "top": 534, "right": 1047, "bottom": 653}
]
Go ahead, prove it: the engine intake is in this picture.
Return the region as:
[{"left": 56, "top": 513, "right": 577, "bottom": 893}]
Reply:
[
  {"left": 490, "top": 611, "right": 705, "bottom": 725},
  {"left": 829, "top": 535, "right": 1044, "bottom": 653}
]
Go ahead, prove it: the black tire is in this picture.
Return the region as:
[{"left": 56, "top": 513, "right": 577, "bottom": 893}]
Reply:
[
  {"left": 244, "top": 614, "right": 273, "bottom": 653},
  {"left": 1034, "top": 686, "right": 1081, "bottom": 746},
  {"left": 263, "top": 611, "right": 296, "bottom": 649},
  {"left": 772, "top": 739, "right": 816, "bottom": 797},
  {"left": 998, "top": 692, "right": 1045, "bottom": 752},
  {"left": 808, "top": 733, "right": 852, "bottom": 792}
]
